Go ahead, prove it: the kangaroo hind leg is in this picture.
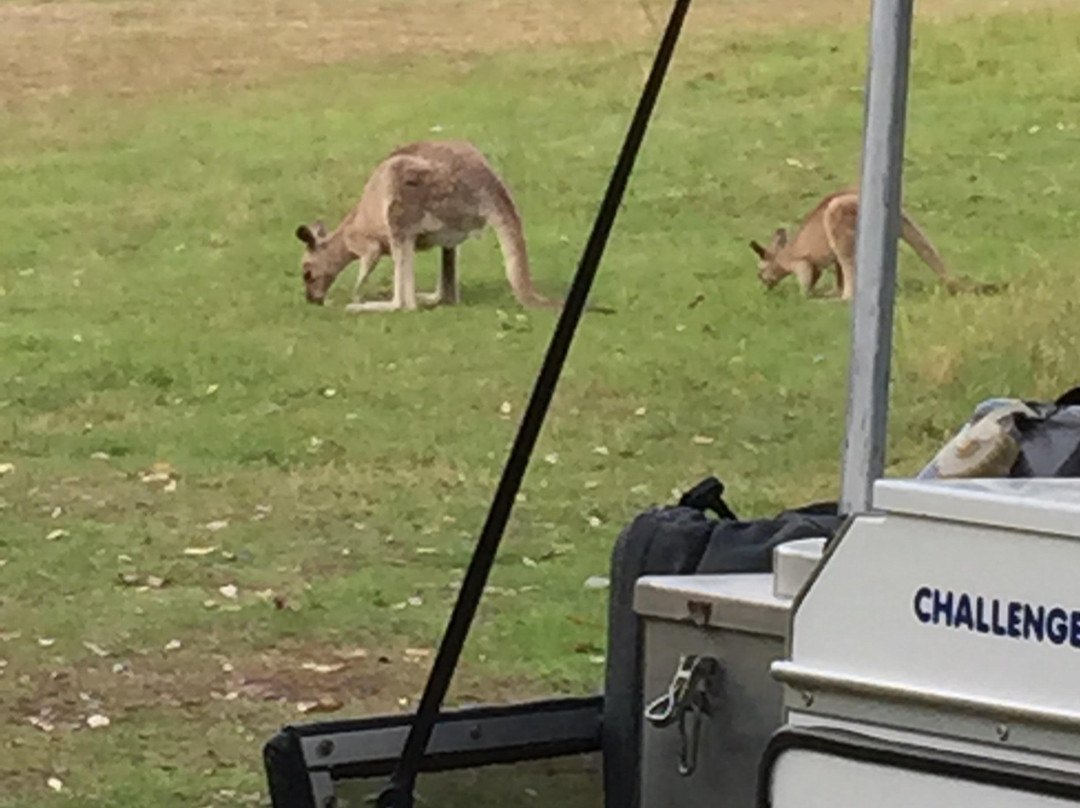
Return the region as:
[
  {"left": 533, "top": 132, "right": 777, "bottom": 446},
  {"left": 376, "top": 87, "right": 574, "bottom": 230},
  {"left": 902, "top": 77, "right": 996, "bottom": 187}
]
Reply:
[
  {"left": 823, "top": 196, "right": 859, "bottom": 301},
  {"left": 419, "top": 247, "right": 459, "bottom": 307}
]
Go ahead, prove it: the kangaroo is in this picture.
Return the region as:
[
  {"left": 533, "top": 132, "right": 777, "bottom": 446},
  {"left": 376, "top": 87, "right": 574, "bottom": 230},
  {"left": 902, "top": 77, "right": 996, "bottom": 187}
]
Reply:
[
  {"left": 749, "top": 189, "right": 997, "bottom": 300},
  {"left": 295, "top": 140, "right": 559, "bottom": 312}
]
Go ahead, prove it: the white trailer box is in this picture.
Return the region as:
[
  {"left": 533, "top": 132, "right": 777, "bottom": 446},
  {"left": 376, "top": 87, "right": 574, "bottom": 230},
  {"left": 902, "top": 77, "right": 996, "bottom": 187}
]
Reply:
[{"left": 765, "top": 478, "right": 1080, "bottom": 807}]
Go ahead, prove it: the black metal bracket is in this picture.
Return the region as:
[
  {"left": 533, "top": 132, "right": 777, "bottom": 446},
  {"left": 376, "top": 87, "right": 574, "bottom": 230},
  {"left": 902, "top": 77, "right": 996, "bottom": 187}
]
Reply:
[{"left": 264, "top": 696, "right": 603, "bottom": 808}]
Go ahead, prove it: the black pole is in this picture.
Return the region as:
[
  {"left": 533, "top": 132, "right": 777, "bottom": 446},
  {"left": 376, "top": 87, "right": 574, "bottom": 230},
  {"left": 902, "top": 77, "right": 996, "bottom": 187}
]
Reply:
[{"left": 376, "top": 2, "right": 693, "bottom": 805}]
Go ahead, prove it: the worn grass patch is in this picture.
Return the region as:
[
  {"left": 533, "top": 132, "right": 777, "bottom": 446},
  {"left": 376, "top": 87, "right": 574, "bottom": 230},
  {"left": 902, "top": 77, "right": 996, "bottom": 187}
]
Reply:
[
  {"left": 2, "top": 0, "right": 1080, "bottom": 804},
  {"left": 1, "top": 0, "right": 1072, "bottom": 109}
]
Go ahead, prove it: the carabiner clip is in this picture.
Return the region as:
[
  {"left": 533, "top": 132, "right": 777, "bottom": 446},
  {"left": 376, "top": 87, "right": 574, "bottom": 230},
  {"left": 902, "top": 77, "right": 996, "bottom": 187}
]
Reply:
[{"left": 644, "top": 654, "right": 720, "bottom": 777}]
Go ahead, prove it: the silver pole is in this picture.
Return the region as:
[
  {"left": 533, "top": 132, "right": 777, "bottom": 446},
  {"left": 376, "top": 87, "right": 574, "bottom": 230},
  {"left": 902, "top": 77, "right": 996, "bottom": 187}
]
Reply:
[{"left": 839, "top": 0, "right": 915, "bottom": 514}]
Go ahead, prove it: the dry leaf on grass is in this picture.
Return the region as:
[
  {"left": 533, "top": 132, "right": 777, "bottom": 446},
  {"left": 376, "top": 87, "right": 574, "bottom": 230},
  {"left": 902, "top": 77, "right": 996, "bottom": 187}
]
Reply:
[
  {"left": 47, "top": 777, "right": 64, "bottom": 793},
  {"left": 46, "top": 529, "right": 69, "bottom": 541},
  {"left": 296, "top": 695, "right": 344, "bottom": 714},
  {"left": 83, "top": 642, "right": 109, "bottom": 658},
  {"left": 691, "top": 434, "right": 715, "bottom": 445},
  {"left": 218, "top": 585, "right": 238, "bottom": 600},
  {"left": 183, "top": 546, "right": 218, "bottom": 557},
  {"left": 333, "top": 648, "right": 369, "bottom": 661},
  {"left": 404, "top": 648, "right": 432, "bottom": 660},
  {"left": 86, "top": 714, "right": 110, "bottom": 729},
  {"left": 300, "top": 661, "right": 345, "bottom": 674},
  {"left": 204, "top": 520, "right": 229, "bottom": 532},
  {"left": 37, "top": 637, "right": 56, "bottom": 647},
  {"left": 163, "top": 639, "right": 182, "bottom": 652},
  {"left": 574, "top": 641, "right": 603, "bottom": 655},
  {"left": 583, "top": 576, "right": 610, "bottom": 590},
  {"left": 29, "top": 716, "right": 55, "bottom": 733},
  {"left": 0, "top": 462, "right": 14, "bottom": 475}
]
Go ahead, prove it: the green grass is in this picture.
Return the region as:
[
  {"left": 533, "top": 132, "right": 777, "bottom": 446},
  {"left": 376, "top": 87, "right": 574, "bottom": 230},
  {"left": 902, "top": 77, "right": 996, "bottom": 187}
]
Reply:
[{"left": 2, "top": 3, "right": 1080, "bottom": 805}]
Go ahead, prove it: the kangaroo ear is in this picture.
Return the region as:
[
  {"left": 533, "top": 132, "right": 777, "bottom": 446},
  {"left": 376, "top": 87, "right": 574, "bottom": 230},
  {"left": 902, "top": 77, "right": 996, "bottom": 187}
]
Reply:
[
  {"left": 771, "top": 228, "right": 788, "bottom": 249},
  {"left": 296, "top": 224, "right": 318, "bottom": 249},
  {"left": 749, "top": 240, "right": 767, "bottom": 259}
]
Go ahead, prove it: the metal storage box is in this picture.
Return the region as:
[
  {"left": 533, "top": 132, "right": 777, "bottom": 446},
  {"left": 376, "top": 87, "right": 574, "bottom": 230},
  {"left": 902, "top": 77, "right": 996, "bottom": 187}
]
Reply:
[{"left": 633, "top": 571, "right": 794, "bottom": 808}]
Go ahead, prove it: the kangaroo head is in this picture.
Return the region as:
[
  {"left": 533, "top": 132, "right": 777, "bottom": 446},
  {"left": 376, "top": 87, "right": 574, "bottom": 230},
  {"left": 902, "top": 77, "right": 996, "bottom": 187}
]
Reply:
[
  {"left": 295, "top": 221, "right": 335, "bottom": 305},
  {"left": 749, "top": 228, "right": 789, "bottom": 289}
]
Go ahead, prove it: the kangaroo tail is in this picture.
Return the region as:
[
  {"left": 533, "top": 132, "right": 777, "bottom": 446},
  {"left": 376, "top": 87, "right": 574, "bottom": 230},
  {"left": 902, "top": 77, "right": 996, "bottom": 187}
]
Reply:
[
  {"left": 484, "top": 180, "right": 561, "bottom": 309},
  {"left": 899, "top": 210, "right": 958, "bottom": 290},
  {"left": 483, "top": 173, "right": 617, "bottom": 314},
  {"left": 899, "top": 210, "right": 1005, "bottom": 295}
]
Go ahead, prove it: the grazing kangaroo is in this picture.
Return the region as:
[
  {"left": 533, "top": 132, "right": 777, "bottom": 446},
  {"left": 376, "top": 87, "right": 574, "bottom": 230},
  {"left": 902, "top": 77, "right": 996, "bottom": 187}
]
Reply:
[
  {"left": 749, "top": 189, "right": 997, "bottom": 300},
  {"left": 295, "top": 139, "right": 560, "bottom": 312}
]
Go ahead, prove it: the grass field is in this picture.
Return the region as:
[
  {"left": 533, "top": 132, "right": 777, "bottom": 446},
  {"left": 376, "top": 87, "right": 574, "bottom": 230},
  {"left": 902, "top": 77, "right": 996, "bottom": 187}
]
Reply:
[{"left": 2, "top": 0, "right": 1080, "bottom": 804}]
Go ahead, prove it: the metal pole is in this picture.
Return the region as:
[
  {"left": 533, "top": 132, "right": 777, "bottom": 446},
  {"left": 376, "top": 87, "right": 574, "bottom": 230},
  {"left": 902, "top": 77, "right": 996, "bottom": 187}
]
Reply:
[{"left": 839, "top": 0, "right": 916, "bottom": 514}]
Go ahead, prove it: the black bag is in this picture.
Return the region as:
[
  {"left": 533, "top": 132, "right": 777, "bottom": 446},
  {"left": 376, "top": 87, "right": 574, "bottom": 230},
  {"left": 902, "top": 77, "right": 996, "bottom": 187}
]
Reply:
[
  {"left": 601, "top": 476, "right": 844, "bottom": 808},
  {"left": 1010, "top": 385, "right": 1080, "bottom": 477}
]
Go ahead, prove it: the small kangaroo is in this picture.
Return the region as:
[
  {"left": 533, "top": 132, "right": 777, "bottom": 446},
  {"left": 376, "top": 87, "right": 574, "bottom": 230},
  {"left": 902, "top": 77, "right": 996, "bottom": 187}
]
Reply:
[
  {"left": 295, "top": 140, "right": 558, "bottom": 312},
  {"left": 749, "top": 189, "right": 996, "bottom": 300}
]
